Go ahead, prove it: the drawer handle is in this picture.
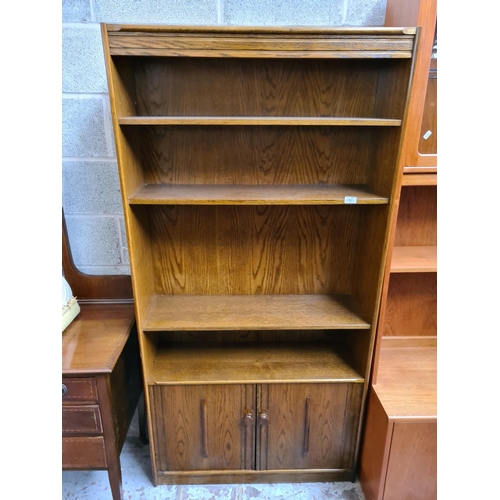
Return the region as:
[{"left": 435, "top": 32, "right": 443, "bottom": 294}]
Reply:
[{"left": 62, "top": 384, "right": 68, "bottom": 396}]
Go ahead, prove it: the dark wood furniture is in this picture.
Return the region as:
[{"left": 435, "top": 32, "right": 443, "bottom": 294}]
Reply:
[
  {"left": 101, "top": 25, "right": 419, "bottom": 485},
  {"left": 62, "top": 212, "right": 144, "bottom": 500},
  {"left": 358, "top": 1, "right": 437, "bottom": 498}
]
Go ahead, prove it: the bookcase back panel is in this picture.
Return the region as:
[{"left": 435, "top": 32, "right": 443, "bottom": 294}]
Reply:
[
  {"left": 123, "top": 126, "right": 377, "bottom": 186},
  {"left": 382, "top": 273, "right": 437, "bottom": 337},
  {"left": 150, "top": 330, "right": 356, "bottom": 344},
  {"left": 394, "top": 186, "right": 437, "bottom": 246},
  {"left": 140, "top": 205, "right": 365, "bottom": 296},
  {"left": 353, "top": 204, "right": 391, "bottom": 322},
  {"left": 113, "top": 57, "right": 408, "bottom": 119}
]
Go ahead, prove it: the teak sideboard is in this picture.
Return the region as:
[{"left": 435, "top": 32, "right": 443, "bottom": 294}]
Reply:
[
  {"left": 101, "top": 25, "right": 419, "bottom": 485},
  {"left": 359, "top": 0, "right": 437, "bottom": 498}
]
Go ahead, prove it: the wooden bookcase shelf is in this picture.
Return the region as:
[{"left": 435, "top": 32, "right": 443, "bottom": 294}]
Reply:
[
  {"left": 129, "top": 184, "right": 389, "bottom": 205},
  {"left": 102, "top": 24, "right": 418, "bottom": 486},
  {"left": 119, "top": 117, "right": 402, "bottom": 126},
  {"left": 148, "top": 342, "right": 364, "bottom": 385},
  {"left": 390, "top": 245, "right": 437, "bottom": 272},
  {"left": 143, "top": 294, "right": 370, "bottom": 332},
  {"left": 401, "top": 172, "right": 437, "bottom": 186}
]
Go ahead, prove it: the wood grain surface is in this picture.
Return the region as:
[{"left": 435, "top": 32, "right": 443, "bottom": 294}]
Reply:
[
  {"left": 106, "top": 27, "right": 415, "bottom": 58},
  {"left": 143, "top": 294, "right": 370, "bottom": 331},
  {"left": 126, "top": 58, "right": 390, "bottom": 118},
  {"left": 129, "top": 184, "right": 389, "bottom": 205},
  {"left": 150, "top": 384, "right": 255, "bottom": 471},
  {"left": 401, "top": 172, "right": 436, "bottom": 186},
  {"left": 62, "top": 303, "right": 135, "bottom": 374},
  {"left": 418, "top": 71, "right": 437, "bottom": 155},
  {"left": 101, "top": 24, "right": 418, "bottom": 484},
  {"left": 394, "top": 185, "right": 437, "bottom": 246},
  {"left": 374, "top": 345, "right": 436, "bottom": 417},
  {"left": 122, "top": 125, "right": 384, "bottom": 186},
  {"left": 383, "top": 421, "right": 437, "bottom": 499},
  {"left": 258, "top": 383, "right": 362, "bottom": 470},
  {"left": 144, "top": 205, "right": 365, "bottom": 296},
  {"left": 147, "top": 342, "right": 364, "bottom": 384},
  {"left": 382, "top": 273, "right": 437, "bottom": 337},
  {"left": 390, "top": 245, "right": 436, "bottom": 272}
]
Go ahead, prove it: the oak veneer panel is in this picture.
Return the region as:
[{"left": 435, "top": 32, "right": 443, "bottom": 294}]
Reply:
[
  {"left": 107, "top": 28, "right": 415, "bottom": 58},
  {"left": 102, "top": 25, "right": 418, "bottom": 485},
  {"left": 152, "top": 330, "right": 343, "bottom": 344},
  {"left": 390, "top": 245, "right": 436, "bottom": 272},
  {"left": 119, "top": 58, "right": 404, "bottom": 119},
  {"left": 119, "top": 117, "right": 401, "bottom": 126},
  {"left": 382, "top": 273, "right": 436, "bottom": 337},
  {"left": 154, "top": 469, "right": 353, "bottom": 485},
  {"left": 148, "top": 342, "right": 364, "bottom": 384},
  {"left": 150, "top": 384, "right": 255, "bottom": 471},
  {"left": 129, "top": 184, "right": 389, "bottom": 205},
  {"left": 144, "top": 295, "right": 369, "bottom": 332},
  {"left": 109, "top": 35, "right": 414, "bottom": 55},
  {"left": 259, "top": 383, "right": 363, "bottom": 470},
  {"left": 123, "top": 126, "right": 386, "bottom": 187},
  {"left": 144, "top": 205, "right": 363, "bottom": 296}
]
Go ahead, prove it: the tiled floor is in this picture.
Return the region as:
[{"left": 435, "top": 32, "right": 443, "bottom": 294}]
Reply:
[{"left": 62, "top": 411, "right": 366, "bottom": 500}]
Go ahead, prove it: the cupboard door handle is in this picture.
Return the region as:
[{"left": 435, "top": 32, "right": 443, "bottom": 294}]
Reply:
[
  {"left": 200, "top": 399, "right": 208, "bottom": 458},
  {"left": 258, "top": 412, "right": 269, "bottom": 426},
  {"left": 243, "top": 410, "right": 254, "bottom": 426},
  {"left": 62, "top": 384, "right": 68, "bottom": 396},
  {"left": 303, "top": 396, "right": 311, "bottom": 456}
]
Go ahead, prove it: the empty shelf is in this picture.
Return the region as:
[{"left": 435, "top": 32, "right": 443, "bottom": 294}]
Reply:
[
  {"left": 391, "top": 246, "right": 437, "bottom": 273},
  {"left": 129, "top": 184, "right": 389, "bottom": 205},
  {"left": 143, "top": 294, "right": 370, "bottom": 331}
]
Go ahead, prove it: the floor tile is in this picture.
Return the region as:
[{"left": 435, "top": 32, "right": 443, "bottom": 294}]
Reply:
[{"left": 62, "top": 411, "right": 366, "bottom": 500}]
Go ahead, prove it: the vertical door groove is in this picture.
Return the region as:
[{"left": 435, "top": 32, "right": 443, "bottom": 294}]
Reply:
[
  {"left": 200, "top": 398, "right": 208, "bottom": 457},
  {"left": 302, "top": 396, "right": 311, "bottom": 456}
]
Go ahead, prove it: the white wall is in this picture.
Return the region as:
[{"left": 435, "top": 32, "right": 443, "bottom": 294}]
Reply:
[{"left": 62, "top": 0, "right": 387, "bottom": 275}]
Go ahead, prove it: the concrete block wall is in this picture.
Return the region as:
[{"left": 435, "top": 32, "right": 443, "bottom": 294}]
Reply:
[{"left": 62, "top": 0, "right": 387, "bottom": 275}]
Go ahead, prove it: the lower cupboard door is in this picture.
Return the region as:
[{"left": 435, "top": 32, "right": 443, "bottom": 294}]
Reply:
[
  {"left": 257, "top": 383, "right": 363, "bottom": 470},
  {"left": 150, "top": 384, "right": 256, "bottom": 471}
]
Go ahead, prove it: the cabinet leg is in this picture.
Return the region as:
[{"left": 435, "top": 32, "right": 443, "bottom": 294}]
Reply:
[
  {"left": 107, "top": 459, "right": 123, "bottom": 500},
  {"left": 138, "top": 391, "right": 148, "bottom": 444}
]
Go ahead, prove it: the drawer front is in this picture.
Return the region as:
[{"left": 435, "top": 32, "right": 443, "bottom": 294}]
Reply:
[
  {"left": 62, "top": 405, "right": 103, "bottom": 434},
  {"left": 62, "top": 378, "right": 98, "bottom": 403},
  {"left": 62, "top": 436, "right": 107, "bottom": 469}
]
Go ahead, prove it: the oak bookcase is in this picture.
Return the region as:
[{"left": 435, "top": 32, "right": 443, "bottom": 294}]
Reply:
[{"left": 101, "top": 25, "right": 418, "bottom": 485}]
